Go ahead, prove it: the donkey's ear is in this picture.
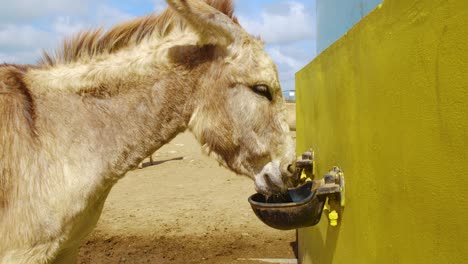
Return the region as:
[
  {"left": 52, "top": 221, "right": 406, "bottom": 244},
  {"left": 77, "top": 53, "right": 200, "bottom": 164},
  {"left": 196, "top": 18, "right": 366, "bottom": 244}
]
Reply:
[{"left": 166, "top": 0, "right": 245, "bottom": 46}]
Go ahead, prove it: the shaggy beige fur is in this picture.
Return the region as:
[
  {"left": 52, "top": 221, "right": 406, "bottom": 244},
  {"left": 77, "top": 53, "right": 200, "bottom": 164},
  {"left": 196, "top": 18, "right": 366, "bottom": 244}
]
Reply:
[{"left": 0, "top": 0, "right": 295, "bottom": 263}]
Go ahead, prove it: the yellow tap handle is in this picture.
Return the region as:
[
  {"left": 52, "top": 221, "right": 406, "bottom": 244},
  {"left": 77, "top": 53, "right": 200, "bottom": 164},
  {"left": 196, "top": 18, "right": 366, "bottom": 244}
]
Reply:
[
  {"left": 300, "top": 170, "right": 307, "bottom": 180},
  {"left": 300, "top": 170, "right": 313, "bottom": 182},
  {"left": 328, "top": 210, "right": 339, "bottom": 227}
]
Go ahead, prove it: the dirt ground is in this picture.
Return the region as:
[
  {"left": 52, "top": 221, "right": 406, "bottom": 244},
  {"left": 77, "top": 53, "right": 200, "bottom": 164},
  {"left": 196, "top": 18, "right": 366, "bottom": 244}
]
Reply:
[{"left": 78, "top": 132, "right": 297, "bottom": 264}]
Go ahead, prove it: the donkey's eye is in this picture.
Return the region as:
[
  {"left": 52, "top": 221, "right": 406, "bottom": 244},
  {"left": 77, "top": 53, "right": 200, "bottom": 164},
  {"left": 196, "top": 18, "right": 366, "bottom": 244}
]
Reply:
[{"left": 251, "top": 84, "right": 272, "bottom": 101}]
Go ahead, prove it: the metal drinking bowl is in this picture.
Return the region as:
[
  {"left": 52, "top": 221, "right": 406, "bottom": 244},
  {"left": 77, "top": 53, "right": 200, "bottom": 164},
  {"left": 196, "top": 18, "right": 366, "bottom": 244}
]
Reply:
[{"left": 248, "top": 181, "right": 326, "bottom": 230}]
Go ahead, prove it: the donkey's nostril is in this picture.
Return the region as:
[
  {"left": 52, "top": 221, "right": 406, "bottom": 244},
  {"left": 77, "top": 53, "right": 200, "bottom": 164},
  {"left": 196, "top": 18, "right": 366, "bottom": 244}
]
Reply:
[
  {"left": 283, "top": 162, "right": 300, "bottom": 186},
  {"left": 281, "top": 163, "right": 295, "bottom": 177}
]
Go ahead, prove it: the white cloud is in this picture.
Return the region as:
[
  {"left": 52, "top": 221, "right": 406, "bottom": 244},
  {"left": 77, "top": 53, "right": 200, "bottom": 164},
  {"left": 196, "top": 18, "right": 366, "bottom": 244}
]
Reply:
[
  {"left": 154, "top": 0, "right": 168, "bottom": 13},
  {"left": 0, "top": 25, "right": 57, "bottom": 51},
  {"left": 0, "top": 24, "right": 62, "bottom": 64},
  {"left": 0, "top": 2, "right": 135, "bottom": 64},
  {"left": 268, "top": 46, "right": 299, "bottom": 91},
  {"left": 0, "top": 0, "right": 96, "bottom": 23},
  {"left": 94, "top": 5, "right": 136, "bottom": 27},
  {"left": 266, "top": 42, "right": 316, "bottom": 92},
  {"left": 0, "top": 50, "right": 44, "bottom": 64},
  {"left": 236, "top": 1, "right": 316, "bottom": 91},
  {"left": 52, "top": 17, "right": 87, "bottom": 37},
  {"left": 238, "top": 1, "right": 315, "bottom": 44},
  {"left": 267, "top": 46, "right": 303, "bottom": 70}
]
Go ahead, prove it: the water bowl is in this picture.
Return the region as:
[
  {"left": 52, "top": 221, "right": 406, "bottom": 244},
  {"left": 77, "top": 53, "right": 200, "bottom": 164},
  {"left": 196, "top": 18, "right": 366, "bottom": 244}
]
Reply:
[{"left": 248, "top": 181, "right": 326, "bottom": 230}]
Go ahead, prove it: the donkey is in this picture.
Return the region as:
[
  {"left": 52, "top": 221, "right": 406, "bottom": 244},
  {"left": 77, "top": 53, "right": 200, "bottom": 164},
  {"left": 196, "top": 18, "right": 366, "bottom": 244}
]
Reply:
[{"left": 0, "top": 0, "right": 296, "bottom": 263}]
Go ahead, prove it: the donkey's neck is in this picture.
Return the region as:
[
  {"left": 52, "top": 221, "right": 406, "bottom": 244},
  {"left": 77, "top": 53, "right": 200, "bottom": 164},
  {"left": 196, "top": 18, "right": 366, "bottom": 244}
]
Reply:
[
  {"left": 27, "top": 43, "right": 202, "bottom": 179},
  {"left": 29, "top": 42, "right": 172, "bottom": 95},
  {"left": 96, "top": 77, "right": 196, "bottom": 177}
]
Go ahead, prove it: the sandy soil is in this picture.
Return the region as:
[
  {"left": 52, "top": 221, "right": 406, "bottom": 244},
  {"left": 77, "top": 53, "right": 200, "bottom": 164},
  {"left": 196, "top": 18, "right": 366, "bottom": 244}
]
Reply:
[
  {"left": 78, "top": 132, "right": 297, "bottom": 264},
  {"left": 285, "top": 103, "right": 296, "bottom": 131}
]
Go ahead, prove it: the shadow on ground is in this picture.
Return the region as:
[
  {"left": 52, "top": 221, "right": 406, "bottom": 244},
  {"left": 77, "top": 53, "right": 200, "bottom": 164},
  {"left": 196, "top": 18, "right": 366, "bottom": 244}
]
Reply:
[{"left": 140, "top": 157, "right": 185, "bottom": 168}]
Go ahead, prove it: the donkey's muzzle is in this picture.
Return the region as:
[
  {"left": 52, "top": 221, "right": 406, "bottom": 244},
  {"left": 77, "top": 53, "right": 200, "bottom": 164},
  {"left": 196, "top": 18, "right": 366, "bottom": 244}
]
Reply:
[
  {"left": 254, "top": 160, "right": 288, "bottom": 195},
  {"left": 279, "top": 159, "right": 303, "bottom": 187}
]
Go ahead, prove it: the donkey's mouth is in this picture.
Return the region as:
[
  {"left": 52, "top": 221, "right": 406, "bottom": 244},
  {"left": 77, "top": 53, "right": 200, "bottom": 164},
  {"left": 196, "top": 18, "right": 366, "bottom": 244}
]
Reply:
[{"left": 254, "top": 160, "right": 289, "bottom": 195}]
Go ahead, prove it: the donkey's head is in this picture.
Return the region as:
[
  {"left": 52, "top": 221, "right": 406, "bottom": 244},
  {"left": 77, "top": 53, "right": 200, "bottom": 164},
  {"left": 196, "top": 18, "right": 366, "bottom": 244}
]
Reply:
[{"left": 167, "top": 0, "right": 296, "bottom": 195}]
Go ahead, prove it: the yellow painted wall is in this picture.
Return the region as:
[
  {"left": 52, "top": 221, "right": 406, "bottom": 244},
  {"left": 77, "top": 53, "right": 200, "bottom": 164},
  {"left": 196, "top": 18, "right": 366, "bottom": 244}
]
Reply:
[{"left": 295, "top": 0, "right": 468, "bottom": 263}]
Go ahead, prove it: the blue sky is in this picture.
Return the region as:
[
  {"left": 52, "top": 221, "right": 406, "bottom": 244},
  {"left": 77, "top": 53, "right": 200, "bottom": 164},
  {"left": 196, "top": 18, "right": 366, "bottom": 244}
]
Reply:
[{"left": 0, "top": 0, "right": 316, "bottom": 92}]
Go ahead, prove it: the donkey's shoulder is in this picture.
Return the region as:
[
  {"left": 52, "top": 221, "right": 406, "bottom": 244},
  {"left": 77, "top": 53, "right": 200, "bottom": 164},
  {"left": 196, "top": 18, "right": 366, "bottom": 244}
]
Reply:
[
  {"left": 0, "top": 63, "right": 37, "bottom": 135},
  {"left": 0, "top": 64, "right": 37, "bottom": 209},
  {"left": 0, "top": 64, "right": 31, "bottom": 93}
]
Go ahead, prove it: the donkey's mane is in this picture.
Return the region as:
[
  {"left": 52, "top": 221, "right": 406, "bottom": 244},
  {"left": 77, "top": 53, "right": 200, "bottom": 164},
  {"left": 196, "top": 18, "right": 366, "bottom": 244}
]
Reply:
[{"left": 40, "top": 0, "right": 237, "bottom": 66}]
